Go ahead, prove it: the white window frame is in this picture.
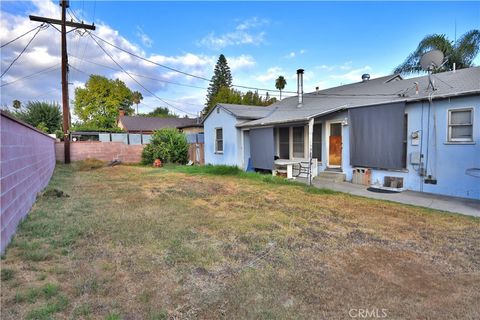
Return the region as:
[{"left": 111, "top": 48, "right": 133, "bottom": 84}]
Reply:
[
  {"left": 447, "top": 108, "right": 474, "bottom": 142},
  {"left": 215, "top": 127, "right": 223, "bottom": 154}
]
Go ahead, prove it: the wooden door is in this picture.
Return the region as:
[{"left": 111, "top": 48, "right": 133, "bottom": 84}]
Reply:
[{"left": 328, "top": 123, "right": 342, "bottom": 166}]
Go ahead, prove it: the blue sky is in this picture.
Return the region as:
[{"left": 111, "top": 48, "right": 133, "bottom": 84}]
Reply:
[{"left": 1, "top": 1, "right": 479, "bottom": 116}]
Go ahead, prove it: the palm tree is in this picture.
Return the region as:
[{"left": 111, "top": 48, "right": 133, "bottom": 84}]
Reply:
[
  {"left": 394, "top": 30, "right": 480, "bottom": 75},
  {"left": 275, "top": 76, "right": 287, "bottom": 100},
  {"left": 132, "top": 91, "right": 143, "bottom": 115}
]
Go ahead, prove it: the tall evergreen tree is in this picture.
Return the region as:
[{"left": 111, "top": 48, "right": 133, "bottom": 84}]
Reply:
[{"left": 204, "top": 54, "right": 232, "bottom": 114}]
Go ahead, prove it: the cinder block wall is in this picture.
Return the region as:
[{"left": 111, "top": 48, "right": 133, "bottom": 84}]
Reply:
[
  {"left": 56, "top": 141, "right": 144, "bottom": 163},
  {"left": 1, "top": 111, "right": 56, "bottom": 253}
]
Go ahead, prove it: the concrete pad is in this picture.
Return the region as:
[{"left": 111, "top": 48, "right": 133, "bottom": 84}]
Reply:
[{"left": 303, "top": 178, "right": 480, "bottom": 217}]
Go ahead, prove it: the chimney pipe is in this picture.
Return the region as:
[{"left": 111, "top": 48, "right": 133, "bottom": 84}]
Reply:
[
  {"left": 297, "top": 69, "right": 304, "bottom": 106},
  {"left": 119, "top": 108, "right": 125, "bottom": 117}
]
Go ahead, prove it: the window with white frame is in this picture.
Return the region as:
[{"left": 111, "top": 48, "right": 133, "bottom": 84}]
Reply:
[
  {"left": 448, "top": 108, "right": 473, "bottom": 142},
  {"left": 215, "top": 128, "right": 223, "bottom": 153}
]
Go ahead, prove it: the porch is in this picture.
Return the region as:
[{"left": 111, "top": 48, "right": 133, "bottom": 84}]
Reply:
[{"left": 241, "top": 115, "right": 349, "bottom": 181}]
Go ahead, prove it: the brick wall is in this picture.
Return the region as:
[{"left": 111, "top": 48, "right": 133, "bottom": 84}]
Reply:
[
  {"left": 1, "top": 111, "right": 56, "bottom": 253},
  {"left": 56, "top": 141, "right": 144, "bottom": 163}
]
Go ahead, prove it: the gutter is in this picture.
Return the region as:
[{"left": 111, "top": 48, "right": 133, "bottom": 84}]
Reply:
[{"left": 235, "top": 89, "right": 480, "bottom": 128}]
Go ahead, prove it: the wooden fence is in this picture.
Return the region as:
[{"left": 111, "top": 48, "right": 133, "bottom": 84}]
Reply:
[{"left": 188, "top": 143, "right": 204, "bottom": 165}]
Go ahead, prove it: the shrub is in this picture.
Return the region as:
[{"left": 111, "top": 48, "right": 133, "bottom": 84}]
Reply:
[{"left": 142, "top": 129, "right": 189, "bottom": 165}]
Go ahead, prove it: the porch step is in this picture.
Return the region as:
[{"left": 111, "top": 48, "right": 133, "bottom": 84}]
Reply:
[
  {"left": 315, "top": 171, "right": 346, "bottom": 183},
  {"left": 325, "top": 167, "right": 342, "bottom": 172}
]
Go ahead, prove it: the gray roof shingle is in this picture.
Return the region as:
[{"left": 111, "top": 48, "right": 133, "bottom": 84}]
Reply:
[
  {"left": 119, "top": 116, "right": 197, "bottom": 132},
  {"left": 217, "top": 103, "right": 274, "bottom": 119},
  {"left": 235, "top": 67, "right": 480, "bottom": 128}
]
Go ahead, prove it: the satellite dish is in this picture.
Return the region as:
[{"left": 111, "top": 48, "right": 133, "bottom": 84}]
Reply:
[{"left": 420, "top": 50, "right": 444, "bottom": 71}]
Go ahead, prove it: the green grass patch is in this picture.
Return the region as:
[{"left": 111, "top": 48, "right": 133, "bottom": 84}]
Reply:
[
  {"left": 22, "top": 248, "right": 53, "bottom": 262},
  {"left": 1, "top": 268, "right": 14, "bottom": 281},
  {"left": 42, "top": 283, "right": 59, "bottom": 299},
  {"left": 73, "top": 303, "right": 92, "bottom": 318},
  {"left": 25, "top": 294, "right": 69, "bottom": 320},
  {"left": 14, "top": 287, "right": 41, "bottom": 304},
  {"left": 105, "top": 312, "right": 122, "bottom": 320}
]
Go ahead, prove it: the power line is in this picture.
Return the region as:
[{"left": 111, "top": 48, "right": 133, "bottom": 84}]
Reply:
[
  {"left": 89, "top": 32, "right": 299, "bottom": 94},
  {"left": 68, "top": 54, "right": 209, "bottom": 90},
  {"left": 1, "top": 24, "right": 47, "bottom": 78},
  {"left": 0, "top": 64, "right": 60, "bottom": 87},
  {"left": 69, "top": 62, "right": 203, "bottom": 109},
  {"left": 90, "top": 32, "right": 210, "bottom": 81},
  {"left": 68, "top": 54, "right": 292, "bottom": 98},
  {"left": 61, "top": 13, "right": 406, "bottom": 100},
  {"left": 87, "top": 33, "right": 197, "bottom": 116},
  {"left": 0, "top": 24, "right": 42, "bottom": 48}
]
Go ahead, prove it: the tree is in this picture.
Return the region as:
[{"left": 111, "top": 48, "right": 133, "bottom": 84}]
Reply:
[
  {"left": 12, "top": 100, "right": 21, "bottom": 110},
  {"left": 132, "top": 91, "right": 143, "bottom": 115},
  {"left": 394, "top": 30, "right": 480, "bottom": 75},
  {"left": 275, "top": 76, "right": 287, "bottom": 100},
  {"left": 141, "top": 128, "right": 189, "bottom": 165},
  {"left": 144, "top": 106, "right": 178, "bottom": 118},
  {"left": 14, "top": 101, "right": 62, "bottom": 134},
  {"left": 209, "top": 87, "right": 277, "bottom": 109},
  {"left": 74, "top": 75, "right": 134, "bottom": 129},
  {"left": 211, "top": 87, "right": 243, "bottom": 107},
  {"left": 36, "top": 122, "right": 49, "bottom": 133},
  {"left": 204, "top": 54, "right": 232, "bottom": 114}
]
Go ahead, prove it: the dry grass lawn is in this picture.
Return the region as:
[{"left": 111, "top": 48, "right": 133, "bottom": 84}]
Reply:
[{"left": 1, "top": 164, "right": 479, "bottom": 319}]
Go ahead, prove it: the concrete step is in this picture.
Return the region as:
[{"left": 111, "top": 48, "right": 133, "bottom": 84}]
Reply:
[{"left": 316, "top": 171, "right": 346, "bottom": 183}]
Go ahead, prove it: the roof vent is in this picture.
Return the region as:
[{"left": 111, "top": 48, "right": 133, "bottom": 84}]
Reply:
[{"left": 361, "top": 74, "right": 370, "bottom": 81}]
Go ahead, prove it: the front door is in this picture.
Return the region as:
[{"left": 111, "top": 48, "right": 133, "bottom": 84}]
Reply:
[{"left": 328, "top": 123, "right": 342, "bottom": 167}]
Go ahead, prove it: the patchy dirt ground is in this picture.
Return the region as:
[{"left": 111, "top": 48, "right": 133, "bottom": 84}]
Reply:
[{"left": 1, "top": 164, "right": 479, "bottom": 319}]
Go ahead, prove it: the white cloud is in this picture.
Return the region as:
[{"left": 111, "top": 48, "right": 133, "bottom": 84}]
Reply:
[
  {"left": 329, "top": 66, "right": 377, "bottom": 82},
  {"left": 228, "top": 55, "right": 256, "bottom": 71},
  {"left": 255, "top": 66, "right": 285, "bottom": 82},
  {"left": 235, "top": 17, "right": 269, "bottom": 31},
  {"left": 315, "top": 61, "right": 352, "bottom": 72},
  {"left": 136, "top": 27, "right": 153, "bottom": 48},
  {"left": 198, "top": 17, "right": 269, "bottom": 50},
  {"left": 284, "top": 49, "right": 306, "bottom": 59}
]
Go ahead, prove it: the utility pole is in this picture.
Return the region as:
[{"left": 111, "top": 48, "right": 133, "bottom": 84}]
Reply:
[{"left": 30, "top": 0, "right": 95, "bottom": 164}]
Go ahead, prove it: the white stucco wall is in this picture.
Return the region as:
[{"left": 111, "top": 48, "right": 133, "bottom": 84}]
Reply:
[
  {"left": 204, "top": 106, "right": 243, "bottom": 167},
  {"left": 369, "top": 95, "right": 479, "bottom": 199}
]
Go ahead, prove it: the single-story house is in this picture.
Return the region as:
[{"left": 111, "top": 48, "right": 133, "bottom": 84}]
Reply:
[
  {"left": 117, "top": 110, "right": 200, "bottom": 134},
  {"left": 177, "top": 123, "right": 204, "bottom": 135},
  {"left": 203, "top": 67, "right": 480, "bottom": 200}
]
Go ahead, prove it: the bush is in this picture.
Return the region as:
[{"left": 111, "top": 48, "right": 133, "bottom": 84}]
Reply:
[{"left": 142, "top": 129, "right": 189, "bottom": 165}]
